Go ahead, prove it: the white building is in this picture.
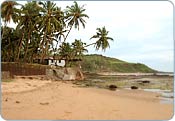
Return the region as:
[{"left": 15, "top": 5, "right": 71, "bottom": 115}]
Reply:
[
  {"left": 34, "top": 56, "right": 81, "bottom": 67},
  {"left": 48, "top": 59, "right": 65, "bottom": 67}
]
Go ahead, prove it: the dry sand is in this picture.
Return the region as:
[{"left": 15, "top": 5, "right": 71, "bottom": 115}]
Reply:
[{"left": 1, "top": 78, "right": 173, "bottom": 120}]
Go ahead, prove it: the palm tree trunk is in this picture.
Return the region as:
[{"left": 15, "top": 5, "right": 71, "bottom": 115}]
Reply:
[
  {"left": 44, "top": 37, "right": 50, "bottom": 59},
  {"left": 1, "top": 22, "right": 7, "bottom": 40},
  {"left": 40, "top": 29, "right": 47, "bottom": 63},
  {"left": 64, "top": 24, "right": 73, "bottom": 42},
  {"left": 7, "top": 38, "right": 11, "bottom": 62},
  {"left": 40, "top": 40, "right": 45, "bottom": 63},
  {"left": 16, "top": 33, "right": 24, "bottom": 62},
  {"left": 24, "top": 31, "right": 31, "bottom": 63}
]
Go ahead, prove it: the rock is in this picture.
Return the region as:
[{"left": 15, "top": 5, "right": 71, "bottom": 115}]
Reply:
[
  {"left": 137, "top": 80, "right": 150, "bottom": 84},
  {"left": 142, "top": 80, "right": 150, "bottom": 83},
  {"left": 63, "top": 74, "right": 75, "bottom": 80},
  {"left": 28, "top": 77, "right": 33, "bottom": 80},
  {"left": 131, "top": 86, "right": 138, "bottom": 90},
  {"left": 46, "top": 67, "right": 84, "bottom": 81},
  {"left": 16, "top": 101, "right": 20, "bottom": 103},
  {"left": 109, "top": 84, "right": 117, "bottom": 91}
]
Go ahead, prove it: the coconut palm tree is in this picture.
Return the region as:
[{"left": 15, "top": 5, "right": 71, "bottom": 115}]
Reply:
[
  {"left": 72, "top": 39, "right": 87, "bottom": 58},
  {"left": 64, "top": 1, "right": 89, "bottom": 42},
  {"left": 58, "top": 42, "right": 73, "bottom": 67},
  {"left": 16, "top": 1, "right": 41, "bottom": 62},
  {"left": 38, "top": 1, "right": 65, "bottom": 63},
  {"left": 1, "top": 1, "right": 20, "bottom": 39},
  {"left": 1, "top": 26, "right": 20, "bottom": 62},
  {"left": 87, "top": 26, "right": 114, "bottom": 51},
  {"left": 1, "top": 1, "right": 20, "bottom": 24}
]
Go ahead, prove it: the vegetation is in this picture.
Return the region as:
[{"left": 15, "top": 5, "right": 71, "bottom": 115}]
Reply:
[
  {"left": 86, "top": 27, "right": 114, "bottom": 51},
  {"left": 81, "top": 54, "right": 156, "bottom": 73},
  {"left": 1, "top": 1, "right": 112, "bottom": 65},
  {"left": 2, "top": 79, "right": 13, "bottom": 82}
]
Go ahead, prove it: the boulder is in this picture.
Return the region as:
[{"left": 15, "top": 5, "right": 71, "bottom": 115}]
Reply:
[
  {"left": 137, "top": 80, "right": 150, "bottom": 84},
  {"left": 63, "top": 74, "right": 75, "bottom": 80},
  {"left": 131, "top": 86, "right": 138, "bottom": 90},
  {"left": 109, "top": 84, "right": 117, "bottom": 91}
]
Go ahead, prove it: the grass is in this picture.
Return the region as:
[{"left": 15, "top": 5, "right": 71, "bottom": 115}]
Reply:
[{"left": 81, "top": 54, "right": 156, "bottom": 73}]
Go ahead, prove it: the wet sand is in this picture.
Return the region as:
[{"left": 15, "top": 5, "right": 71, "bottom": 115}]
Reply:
[{"left": 1, "top": 79, "right": 173, "bottom": 120}]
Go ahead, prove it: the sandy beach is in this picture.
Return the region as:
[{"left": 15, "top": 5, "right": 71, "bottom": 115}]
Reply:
[{"left": 1, "top": 78, "right": 173, "bottom": 120}]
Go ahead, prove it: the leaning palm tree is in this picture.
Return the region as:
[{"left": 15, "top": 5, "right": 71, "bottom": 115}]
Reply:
[
  {"left": 64, "top": 1, "right": 89, "bottom": 42},
  {"left": 1, "top": 1, "right": 20, "bottom": 24},
  {"left": 1, "top": 1, "right": 20, "bottom": 39},
  {"left": 87, "top": 26, "right": 114, "bottom": 51}
]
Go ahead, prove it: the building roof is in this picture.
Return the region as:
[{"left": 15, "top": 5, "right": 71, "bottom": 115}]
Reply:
[{"left": 34, "top": 56, "right": 82, "bottom": 61}]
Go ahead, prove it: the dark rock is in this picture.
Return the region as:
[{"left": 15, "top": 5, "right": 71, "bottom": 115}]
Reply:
[
  {"left": 137, "top": 80, "right": 150, "bottom": 84},
  {"left": 142, "top": 80, "right": 150, "bottom": 83},
  {"left": 16, "top": 101, "right": 20, "bottom": 103},
  {"left": 109, "top": 85, "right": 117, "bottom": 91},
  {"left": 28, "top": 77, "right": 33, "bottom": 80},
  {"left": 131, "top": 86, "right": 138, "bottom": 90}
]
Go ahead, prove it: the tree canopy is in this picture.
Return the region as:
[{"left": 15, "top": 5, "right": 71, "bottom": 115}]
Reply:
[{"left": 1, "top": 1, "right": 114, "bottom": 66}]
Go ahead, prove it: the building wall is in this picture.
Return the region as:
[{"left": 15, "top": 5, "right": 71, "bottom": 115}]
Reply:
[{"left": 48, "top": 60, "right": 65, "bottom": 67}]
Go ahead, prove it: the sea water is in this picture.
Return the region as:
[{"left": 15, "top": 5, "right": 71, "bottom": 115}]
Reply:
[{"left": 143, "top": 89, "right": 173, "bottom": 104}]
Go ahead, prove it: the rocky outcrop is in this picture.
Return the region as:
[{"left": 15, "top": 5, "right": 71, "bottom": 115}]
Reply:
[{"left": 46, "top": 67, "right": 84, "bottom": 81}]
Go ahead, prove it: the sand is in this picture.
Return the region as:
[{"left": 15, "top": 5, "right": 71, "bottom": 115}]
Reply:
[{"left": 1, "top": 79, "right": 173, "bottom": 120}]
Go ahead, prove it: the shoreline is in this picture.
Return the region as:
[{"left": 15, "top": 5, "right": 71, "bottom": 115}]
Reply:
[{"left": 96, "top": 72, "right": 174, "bottom": 76}]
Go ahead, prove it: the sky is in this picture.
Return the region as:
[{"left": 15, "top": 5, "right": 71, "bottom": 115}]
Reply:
[{"left": 1, "top": 1, "right": 174, "bottom": 72}]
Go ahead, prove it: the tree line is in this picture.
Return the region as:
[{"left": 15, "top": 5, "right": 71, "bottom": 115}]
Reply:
[{"left": 1, "top": 1, "right": 113, "bottom": 66}]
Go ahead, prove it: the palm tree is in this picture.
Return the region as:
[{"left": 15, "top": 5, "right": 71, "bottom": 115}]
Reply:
[
  {"left": 58, "top": 42, "right": 73, "bottom": 67},
  {"left": 1, "top": 1, "right": 20, "bottom": 24},
  {"left": 86, "top": 26, "right": 114, "bottom": 51},
  {"left": 1, "top": 26, "right": 20, "bottom": 62},
  {"left": 72, "top": 39, "right": 87, "bottom": 58},
  {"left": 16, "top": 1, "right": 41, "bottom": 62},
  {"left": 64, "top": 1, "right": 89, "bottom": 42},
  {"left": 38, "top": 1, "right": 65, "bottom": 63},
  {"left": 1, "top": 1, "right": 20, "bottom": 39}
]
